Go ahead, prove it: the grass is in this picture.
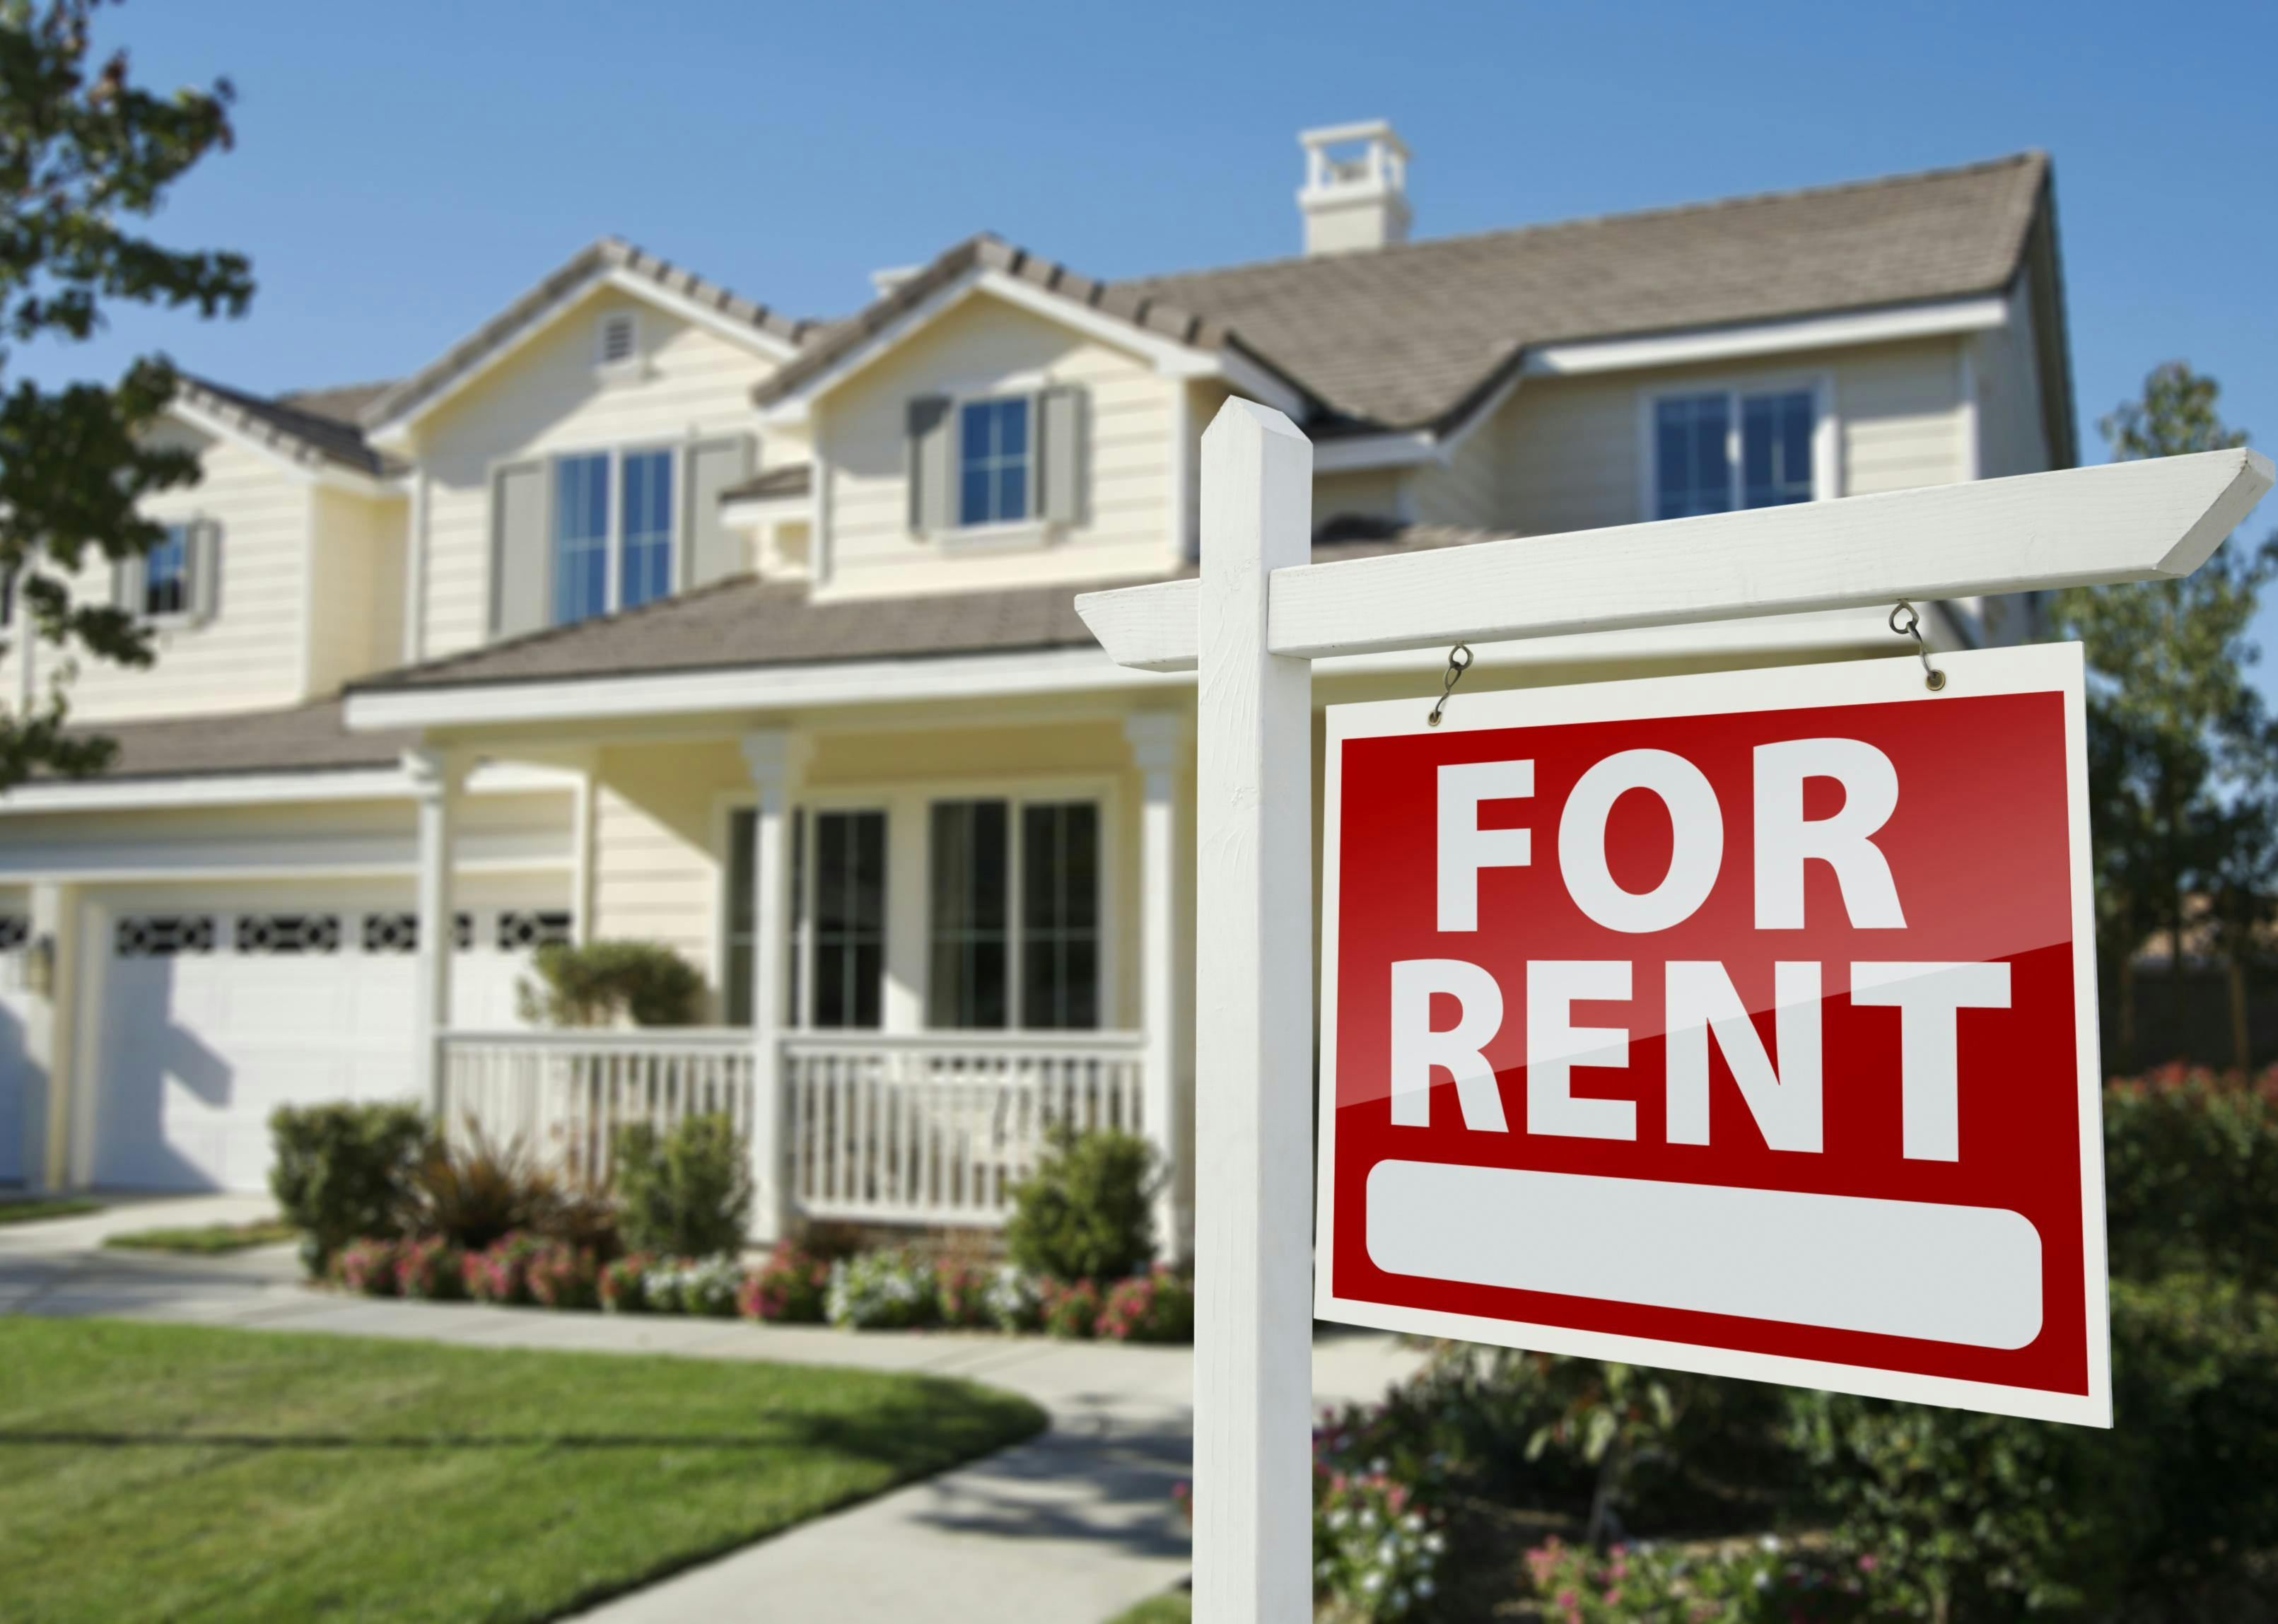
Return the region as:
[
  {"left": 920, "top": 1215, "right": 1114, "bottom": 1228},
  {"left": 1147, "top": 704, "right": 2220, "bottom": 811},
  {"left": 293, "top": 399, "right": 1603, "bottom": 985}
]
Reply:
[
  {"left": 1107, "top": 1594, "right": 1191, "bottom": 1623},
  {"left": 0, "top": 1316, "right": 1046, "bottom": 1624},
  {"left": 0, "top": 1197, "right": 100, "bottom": 1225},
  {"left": 101, "top": 1219, "right": 298, "bottom": 1255}
]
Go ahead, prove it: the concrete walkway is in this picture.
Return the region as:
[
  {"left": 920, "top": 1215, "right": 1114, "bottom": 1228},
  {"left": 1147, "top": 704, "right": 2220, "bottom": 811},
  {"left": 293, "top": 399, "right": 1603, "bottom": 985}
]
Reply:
[{"left": 0, "top": 1197, "right": 1427, "bottom": 1623}]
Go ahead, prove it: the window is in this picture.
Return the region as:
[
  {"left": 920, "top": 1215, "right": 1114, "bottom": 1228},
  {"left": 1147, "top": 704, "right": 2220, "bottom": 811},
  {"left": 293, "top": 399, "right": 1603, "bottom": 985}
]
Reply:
[
  {"left": 554, "top": 453, "right": 610, "bottom": 625},
  {"left": 145, "top": 523, "right": 191, "bottom": 617},
  {"left": 928, "top": 796, "right": 1100, "bottom": 1030},
  {"left": 726, "top": 806, "right": 886, "bottom": 1029},
  {"left": 958, "top": 397, "right": 1031, "bottom": 527},
  {"left": 1652, "top": 387, "right": 1820, "bottom": 520},
  {"left": 620, "top": 449, "right": 674, "bottom": 610}
]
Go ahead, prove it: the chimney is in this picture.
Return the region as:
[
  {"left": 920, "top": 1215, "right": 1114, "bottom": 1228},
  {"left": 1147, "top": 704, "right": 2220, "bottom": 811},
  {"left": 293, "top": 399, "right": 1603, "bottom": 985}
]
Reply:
[{"left": 1297, "top": 121, "right": 1411, "bottom": 256}]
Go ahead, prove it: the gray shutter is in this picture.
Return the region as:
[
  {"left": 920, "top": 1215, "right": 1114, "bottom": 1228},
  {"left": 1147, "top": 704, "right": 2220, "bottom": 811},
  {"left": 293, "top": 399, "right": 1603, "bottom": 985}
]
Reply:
[
  {"left": 188, "top": 520, "right": 222, "bottom": 623},
  {"left": 906, "top": 395, "right": 952, "bottom": 535},
  {"left": 684, "top": 436, "right": 755, "bottom": 587},
  {"left": 1039, "top": 386, "right": 1085, "bottom": 527},
  {"left": 490, "top": 460, "right": 551, "bottom": 637},
  {"left": 113, "top": 554, "right": 146, "bottom": 618}
]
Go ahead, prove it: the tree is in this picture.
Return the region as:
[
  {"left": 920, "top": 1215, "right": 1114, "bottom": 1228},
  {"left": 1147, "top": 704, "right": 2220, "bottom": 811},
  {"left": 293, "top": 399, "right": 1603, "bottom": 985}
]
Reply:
[
  {"left": 2050, "top": 362, "right": 2276, "bottom": 1069},
  {"left": 0, "top": 0, "right": 250, "bottom": 787}
]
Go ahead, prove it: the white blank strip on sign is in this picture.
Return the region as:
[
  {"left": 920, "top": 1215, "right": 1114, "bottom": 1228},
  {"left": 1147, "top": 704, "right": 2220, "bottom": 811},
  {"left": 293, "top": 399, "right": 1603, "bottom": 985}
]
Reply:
[{"left": 1365, "top": 1162, "right": 2044, "bottom": 1350}]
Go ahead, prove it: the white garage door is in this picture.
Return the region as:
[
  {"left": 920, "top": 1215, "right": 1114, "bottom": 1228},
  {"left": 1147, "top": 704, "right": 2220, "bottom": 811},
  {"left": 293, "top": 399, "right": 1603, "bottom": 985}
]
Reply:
[{"left": 93, "top": 899, "right": 559, "bottom": 1193}]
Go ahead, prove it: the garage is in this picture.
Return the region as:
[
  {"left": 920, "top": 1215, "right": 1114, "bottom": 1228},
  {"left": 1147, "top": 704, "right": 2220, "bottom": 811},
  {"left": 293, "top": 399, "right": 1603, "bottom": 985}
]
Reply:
[{"left": 90, "top": 892, "right": 560, "bottom": 1193}]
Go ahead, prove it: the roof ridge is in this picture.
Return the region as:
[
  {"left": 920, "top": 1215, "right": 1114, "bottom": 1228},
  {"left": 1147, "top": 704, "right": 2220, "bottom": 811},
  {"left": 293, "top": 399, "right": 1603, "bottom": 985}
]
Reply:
[{"left": 1121, "top": 150, "right": 2048, "bottom": 289}]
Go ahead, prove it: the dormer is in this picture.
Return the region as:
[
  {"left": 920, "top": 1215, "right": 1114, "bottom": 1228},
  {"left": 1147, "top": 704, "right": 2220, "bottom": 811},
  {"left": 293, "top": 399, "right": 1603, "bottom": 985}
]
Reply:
[{"left": 1298, "top": 120, "right": 1412, "bottom": 256}]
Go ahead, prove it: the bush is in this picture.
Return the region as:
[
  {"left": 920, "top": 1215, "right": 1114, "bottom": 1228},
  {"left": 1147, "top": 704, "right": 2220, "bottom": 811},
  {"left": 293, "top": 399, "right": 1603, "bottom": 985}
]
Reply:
[
  {"left": 1313, "top": 1400, "right": 1454, "bottom": 1621},
  {"left": 269, "top": 1102, "right": 426, "bottom": 1272},
  {"left": 613, "top": 1114, "right": 752, "bottom": 1258},
  {"left": 827, "top": 1251, "right": 940, "bottom": 1330},
  {"left": 599, "top": 1251, "right": 655, "bottom": 1313},
  {"left": 1095, "top": 1267, "right": 1193, "bottom": 1343},
  {"left": 408, "top": 1122, "right": 559, "bottom": 1255},
  {"left": 1523, "top": 1536, "right": 1879, "bottom": 1624},
  {"left": 983, "top": 1265, "right": 1044, "bottom": 1333},
  {"left": 518, "top": 939, "right": 703, "bottom": 1028},
  {"left": 1039, "top": 1276, "right": 1103, "bottom": 1339},
  {"left": 2104, "top": 1069, "right": 2278, "bottom": 1290},
  {"left": 935, "top": 1262, "right": 997, "bottom": 1329},
  {"left": 645, "top": 1255, "right": 741, "bottom": 1316},
  {"left": 334, "top": 1237, "right": 402, "bottom": 1296},
  {"left": 738, "top": 1244, "right": 831, "bottom": 1324},
  {"left": 392, "top": 1234, "right": 464, "bottom": 1300},
  {"left": 1003, "top": 1126, "right": 1157, "bottom": 1283},
  {"left": 526, "top": 1242, "right": 598, "bottom": 1309},
  {"left": 463, "top": 1232, "right": 546, "bottom": 1305}
]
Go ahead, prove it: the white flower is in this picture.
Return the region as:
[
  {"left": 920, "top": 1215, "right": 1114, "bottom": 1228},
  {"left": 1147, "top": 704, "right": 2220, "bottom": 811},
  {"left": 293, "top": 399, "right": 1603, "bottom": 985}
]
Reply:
[
  {"left": 1754, "top": 1571, "right": 1773, "bottom": 1591},
  {"left": 1360, "top": 1571, "right": 1385, "bottom": 1594},
  {"left": 1423, "top": 1532, "right": 1446, "bottom": 1555},
  {"left": 1415, "top": 1578, "right": 1435, "bottom": 1599},
  {"left": 1760, "top": 1534, "right": 1783, "bottom": 1553}
]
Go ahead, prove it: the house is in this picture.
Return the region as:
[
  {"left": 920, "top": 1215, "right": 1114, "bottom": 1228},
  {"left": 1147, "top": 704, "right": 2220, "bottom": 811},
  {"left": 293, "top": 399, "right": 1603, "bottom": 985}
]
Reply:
[{"left": 0, "top": 126, "right": 2074, "bottom": 1254}]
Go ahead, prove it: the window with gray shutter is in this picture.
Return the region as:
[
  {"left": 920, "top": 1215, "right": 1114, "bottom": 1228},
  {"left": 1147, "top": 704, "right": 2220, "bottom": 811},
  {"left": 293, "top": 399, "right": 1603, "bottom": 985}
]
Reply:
[
  {"left": 489, "top": 459, "right": 551, "bottom": 638},
  {"left": 1039, "top": 386, "right": 1085, "bottom": 526},
  {"left": 906, "top": 395, "right": 952, "bottom": 535},
  {"left": 684, "top": 436, "right": 754, "bottom": 587}
]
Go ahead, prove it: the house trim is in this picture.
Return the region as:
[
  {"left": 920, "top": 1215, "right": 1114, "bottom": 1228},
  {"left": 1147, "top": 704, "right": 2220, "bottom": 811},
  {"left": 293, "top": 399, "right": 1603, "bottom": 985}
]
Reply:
[{"left": 0, "top": 760, "right": 576, "bottom": 817}]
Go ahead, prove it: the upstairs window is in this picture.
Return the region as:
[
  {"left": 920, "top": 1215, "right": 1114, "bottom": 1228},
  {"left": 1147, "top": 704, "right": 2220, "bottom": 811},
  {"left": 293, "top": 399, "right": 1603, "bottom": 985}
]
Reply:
[
  {"left": 620, "top": 449, "right": 674, "bottom": 609},
  {"left": 145, "top": 524, "right": 191, "bottom": 617},
  {"left": 958, "top": 397, "right": 1031, "bottom": 527},
  {"left": 1652, "top": 386, "right": 1821, "bottom": 520},
  {"left": 554, "top": 453, "right": 611, "bottom": 625}
]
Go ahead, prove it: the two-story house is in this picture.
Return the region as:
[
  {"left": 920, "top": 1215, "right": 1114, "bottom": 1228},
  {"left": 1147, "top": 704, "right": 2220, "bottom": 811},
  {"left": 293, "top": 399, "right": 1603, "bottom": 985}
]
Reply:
[{"left": 0, "top": 127, "right": 2073, "bottom": 1254}]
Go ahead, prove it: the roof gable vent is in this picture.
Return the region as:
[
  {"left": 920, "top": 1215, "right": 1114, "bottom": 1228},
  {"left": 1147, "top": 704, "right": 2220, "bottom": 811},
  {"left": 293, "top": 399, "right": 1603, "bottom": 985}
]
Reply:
[
  {"left": 1298, "top": 120, "right": 1411, "bottom": 257},
  {"left": 596, "top": 310, "right": 639, "bottom": 368}
]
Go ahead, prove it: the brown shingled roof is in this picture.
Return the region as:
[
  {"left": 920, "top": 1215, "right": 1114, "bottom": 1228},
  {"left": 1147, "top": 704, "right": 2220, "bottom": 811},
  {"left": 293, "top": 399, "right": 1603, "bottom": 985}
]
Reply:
[
  {"left": 68, "top": 699, "right": 414, "bottom": 782},
  {"left": 176, "top": 375, "right": 397, "bottom": 479}
]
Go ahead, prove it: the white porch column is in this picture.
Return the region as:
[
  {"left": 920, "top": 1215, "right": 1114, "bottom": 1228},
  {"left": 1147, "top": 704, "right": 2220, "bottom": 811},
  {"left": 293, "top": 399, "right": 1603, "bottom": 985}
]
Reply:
[
  {"left": 407, "top": 747, "right": 461, "bottom": 1116},
  {"left": 1123, "top": 709, "right": 1191, "bottom": 1260},
  {"left": 26, "top": 881, "right": 79, "bottom": 1191},
  {"left": 741, "top": 727, "right": 808, "bottom": 1242}
]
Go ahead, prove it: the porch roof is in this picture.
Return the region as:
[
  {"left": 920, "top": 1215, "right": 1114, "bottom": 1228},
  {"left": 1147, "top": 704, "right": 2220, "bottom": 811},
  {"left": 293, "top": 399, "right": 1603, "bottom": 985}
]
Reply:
[
  {"left": 350, "top": 523, "right": 1498, "bottom": 695},
  {"left": 43, "top": 698, "right": 415, "bottom": 783}
]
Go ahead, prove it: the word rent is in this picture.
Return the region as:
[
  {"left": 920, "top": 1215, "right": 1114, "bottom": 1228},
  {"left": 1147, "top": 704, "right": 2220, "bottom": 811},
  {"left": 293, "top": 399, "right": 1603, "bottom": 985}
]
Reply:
[{"left": 1398, "top": 740, "right": 2007, "bottom": 1160}]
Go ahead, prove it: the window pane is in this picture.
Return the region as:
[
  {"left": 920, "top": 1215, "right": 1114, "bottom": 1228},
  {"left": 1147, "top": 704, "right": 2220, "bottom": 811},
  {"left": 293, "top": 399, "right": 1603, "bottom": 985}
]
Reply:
[
  {"left": 928, "top": 800, "right": 1008, "bottom": 1028},
  {"left": 1739, "top": 389, "right": 1815, "bottom": 508},
  {"left": 998, "top": 465, "right": 1027, "bottom": 522},
  {"left": 620, "top": 449, "right": 674, "bottom": 609},
  {"left": 812, "top": 810, "right": 886, "bottom": 1031},
  {"left": 960, "top": 468, "right": 991, "bottom": 527},
  {"left": 998, "top": 397, "right": 1027, "bottom": 457},
  {"left": 1654, "top": 394, "right": 1732, "bottom": 520},
  {"left": 554, "top": 453, "right": 610, "bottom": 624},
  {"left": 1020, "top": 802, "right": 1099, "bottom": 1030}
]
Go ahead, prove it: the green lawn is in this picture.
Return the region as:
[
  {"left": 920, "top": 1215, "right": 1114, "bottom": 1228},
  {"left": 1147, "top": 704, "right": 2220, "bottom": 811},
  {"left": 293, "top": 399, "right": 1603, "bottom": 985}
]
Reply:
[
  {"left": 0, "top": 1197, "right": 100, "bottom": 1225},
  {"left": 1107, "top": 1594, "right": 1192, "bottom": 1623},
  {"left": 0, "top": 1317, "right": 1045, "bottom": 1623},
  {"left": 101, "top": 1219, "right": 297, "bottom": 1254}
]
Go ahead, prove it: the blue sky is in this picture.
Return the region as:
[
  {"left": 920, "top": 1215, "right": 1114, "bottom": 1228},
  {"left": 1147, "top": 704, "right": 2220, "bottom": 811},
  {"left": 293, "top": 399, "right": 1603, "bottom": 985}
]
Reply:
[{"left": 23, "top": 0, "right": 2278, "bottom": 674}]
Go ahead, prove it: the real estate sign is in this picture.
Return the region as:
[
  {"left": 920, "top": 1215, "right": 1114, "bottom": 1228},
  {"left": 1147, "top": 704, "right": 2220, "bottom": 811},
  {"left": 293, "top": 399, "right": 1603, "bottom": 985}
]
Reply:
[{"left": 1314, "top": 643, "right": 2110, "bottom": 1426}]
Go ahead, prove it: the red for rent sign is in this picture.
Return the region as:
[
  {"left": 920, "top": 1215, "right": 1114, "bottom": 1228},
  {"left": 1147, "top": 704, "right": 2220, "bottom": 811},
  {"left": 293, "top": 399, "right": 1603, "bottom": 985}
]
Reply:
[{"left": 1314, "top": 645, "right": 2110, "bottom": 1425}]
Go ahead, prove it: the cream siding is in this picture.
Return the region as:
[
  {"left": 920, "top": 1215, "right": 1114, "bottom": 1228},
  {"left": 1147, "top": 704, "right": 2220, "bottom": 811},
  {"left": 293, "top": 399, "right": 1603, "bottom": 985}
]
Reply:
[
  {"left": 1975, "top": 288, "right": 2053, "bottom": 481},
  {"left": 1314, "top": 467, "right": 1411, "bottom": 527},
  {"left": 305, "top": 487, "right": 407, "bottom": 697},
  {"left": 1838, "top": 339, "right": 1970, "bottom": 497},
  {"left": 411, "top": 288, "right": 785, "bottom": 660},
  {"left": 818, "top": 291, "right": 1179, "bottom": 598},
  {"left": 1409, "top": 419, "right": 1503, "bottom": 531}
]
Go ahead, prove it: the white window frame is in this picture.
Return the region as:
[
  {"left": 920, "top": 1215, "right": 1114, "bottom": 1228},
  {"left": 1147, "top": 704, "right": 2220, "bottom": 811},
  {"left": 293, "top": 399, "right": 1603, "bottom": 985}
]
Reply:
[
  {"left": 1635, "top": 370, "right": 1839, "bottom": 523},
  {"left": 547, "top": 439, "right": 689, "bottom": 625}
]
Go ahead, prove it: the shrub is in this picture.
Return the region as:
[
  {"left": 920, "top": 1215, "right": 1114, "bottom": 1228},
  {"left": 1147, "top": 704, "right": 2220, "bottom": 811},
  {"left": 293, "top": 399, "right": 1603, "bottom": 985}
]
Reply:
[
  {"left": 1039, "top": 1276, "right": 1103, "bottom": 1339},
  {"left": 517, "top": 939, "right": 703, "bottom": 1028},
  {"left": 269, "top": 1102, "right": 426, "bottom": 1272},
  {"left": 645, "top": 1254, "right": 742, "bottom": 1316},
  {"left": 526, "top": 1242, "right": 598, "bottom": 1309},
  {"left": 392, "top": 1234, "right": 464, "bottom": 1301},
  {"left": 983, "top": 1265, "right": 1045, "bottom": 1333},
  {"left": 613, "top": 1114, "right": 752, "bottom": 1258},
  {"left": 1313, "top": 1401, "right": 1453, "bottom": 1621},
  {"left": 600, "top": 1251, "right": 655, "bottom": 1313},
  {"left": 827, "top": 1250, "right": 940, "bottom": 1330},
  {"left": 935, "top": 1262, "right": 996, "bottom": 1329},
  {"left": 1095, "top": 1267, "right": 1193, "bottom": 1343},
  {"left": 2104, "top": 1069, "right": 2278, "bottom": 1289},
  {"left": 1523, "top": 1536, "right": 1881, "bottom": 1624},
  {"left": 1003, "top": 1126, "right": 1157, "bottom": 1283},
  {"left": 738, "top": 1244, "right": 831, "bottom": 1324},
  {"left": 408, "top": 1121, "right": 558, "bottom": 1255},
  {"left": 335, "top": 1237, "right": 402, "bottom": 1296},
  {"left": 463, "top": 1232, "right": 546, "bottom": 1305}
]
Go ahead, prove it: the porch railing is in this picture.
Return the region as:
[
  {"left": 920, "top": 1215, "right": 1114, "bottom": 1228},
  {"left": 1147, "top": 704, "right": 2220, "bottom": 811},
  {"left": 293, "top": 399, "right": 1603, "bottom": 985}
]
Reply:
[
  {"left": 436, "top": 1029, "right": 757, "bottom": 1186},
  {"left": 783, "top": 1031, "right": 1147, "bottom": 1225},
  {"left": 436, "top": 1027, "right": 1149, "bottom": 1227}
]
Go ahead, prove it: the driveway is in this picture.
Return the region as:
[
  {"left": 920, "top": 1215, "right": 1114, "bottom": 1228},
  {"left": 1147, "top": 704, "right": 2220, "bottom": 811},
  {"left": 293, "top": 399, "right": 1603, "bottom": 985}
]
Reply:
[{"left": 1, "top": 1197, "right": 1427, "bottom": 1623}]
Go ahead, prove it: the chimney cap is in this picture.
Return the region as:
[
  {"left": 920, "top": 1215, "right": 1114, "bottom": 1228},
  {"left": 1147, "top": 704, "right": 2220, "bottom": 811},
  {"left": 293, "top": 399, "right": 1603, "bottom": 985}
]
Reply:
[{"left": 1299, "top": 119, "right": 1410, "bottom": 158}]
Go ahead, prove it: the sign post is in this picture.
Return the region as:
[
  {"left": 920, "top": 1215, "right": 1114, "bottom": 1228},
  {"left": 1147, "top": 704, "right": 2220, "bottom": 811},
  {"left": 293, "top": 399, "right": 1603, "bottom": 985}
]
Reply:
[{"left": 1076, "top": 399, "right": 2272, "bottom": 1623}]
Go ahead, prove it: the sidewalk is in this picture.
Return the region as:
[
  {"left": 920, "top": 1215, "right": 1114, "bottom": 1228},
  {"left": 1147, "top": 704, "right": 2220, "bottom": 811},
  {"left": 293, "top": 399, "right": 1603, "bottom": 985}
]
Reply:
[{"left": 0, "top": 1199, "right": 1425, "bottom": 1623}]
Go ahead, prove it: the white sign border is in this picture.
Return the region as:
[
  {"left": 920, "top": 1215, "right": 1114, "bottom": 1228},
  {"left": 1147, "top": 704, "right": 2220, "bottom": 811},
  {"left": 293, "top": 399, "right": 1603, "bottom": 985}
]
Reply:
[{"left": 1314, "top": 642, "right": 2113, "bottom": 1428}]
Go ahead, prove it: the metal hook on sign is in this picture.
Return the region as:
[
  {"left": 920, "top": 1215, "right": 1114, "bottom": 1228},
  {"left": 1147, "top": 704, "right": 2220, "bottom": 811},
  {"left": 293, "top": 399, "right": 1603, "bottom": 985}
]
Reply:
[
  {"left": 1427, "top": 643, "right": 1474, "bottom": 727},
  {"left": 1889, "top": 600, "right": 1946, "bottom": 692}
]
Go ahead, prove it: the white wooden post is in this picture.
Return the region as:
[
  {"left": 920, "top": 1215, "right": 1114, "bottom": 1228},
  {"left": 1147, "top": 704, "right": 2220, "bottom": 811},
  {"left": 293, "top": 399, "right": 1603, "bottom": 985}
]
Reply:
[
  {"left": 1193, "top": 399, "right": 1316, "bottom": 1623},
  {"left": 1123, "top": 709, "right": 1189, "bottom": 1259},
  {"left": 741, "top": 727, "right": 806, "bottom": 1242},
  {"left": 406, "top": 747, "right": 460, "bottom": 1116},
  {"left": 25, "top": 880, "right": 78, "bottom": 1191}
]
